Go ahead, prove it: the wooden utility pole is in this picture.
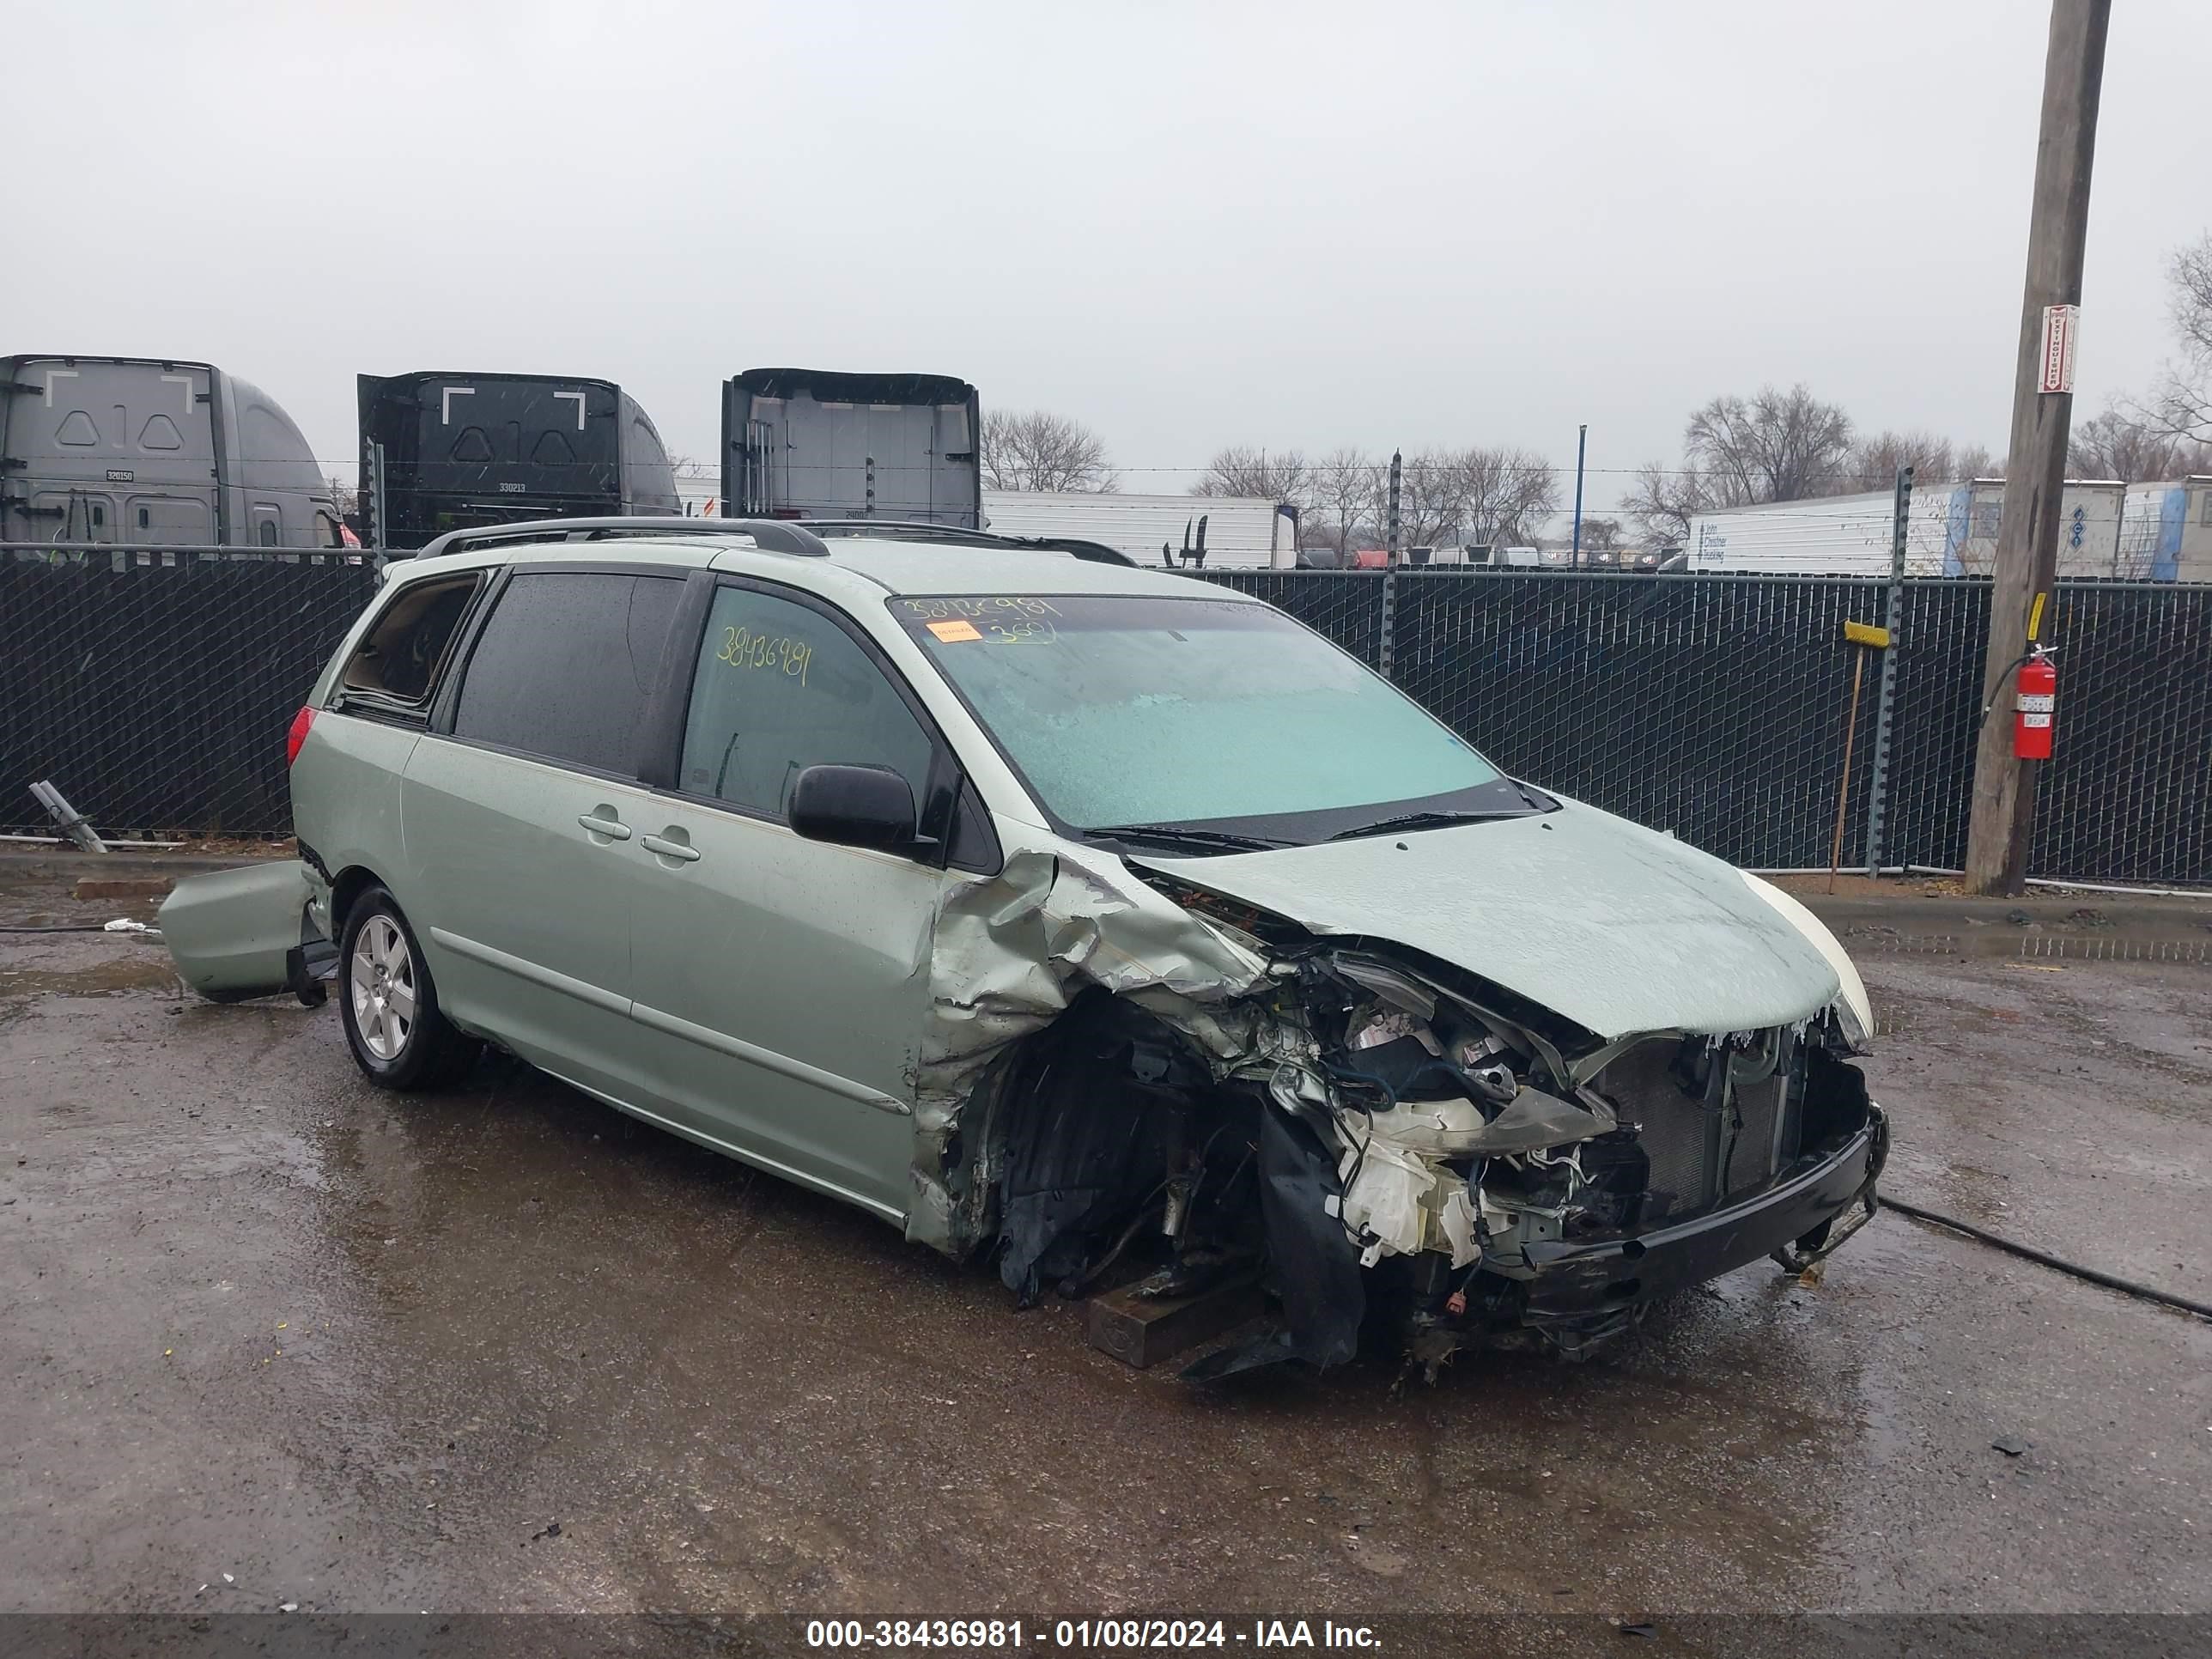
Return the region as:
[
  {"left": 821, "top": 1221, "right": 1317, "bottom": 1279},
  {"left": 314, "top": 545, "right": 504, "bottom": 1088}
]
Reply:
[{"left": 1964, "top": 0, "right": 2110, "bottom": 895}]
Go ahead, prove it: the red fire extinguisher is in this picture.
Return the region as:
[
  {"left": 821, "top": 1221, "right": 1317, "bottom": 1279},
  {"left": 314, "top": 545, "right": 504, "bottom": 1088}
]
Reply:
[{"left": 2014, "top": 648, "right": 2056, "bottom": 760}]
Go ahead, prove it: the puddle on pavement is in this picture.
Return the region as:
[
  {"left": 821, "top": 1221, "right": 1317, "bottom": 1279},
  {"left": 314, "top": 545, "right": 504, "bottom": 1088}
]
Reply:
[{"left": 0, "top": 956, "right": 182, "bottom": 998}]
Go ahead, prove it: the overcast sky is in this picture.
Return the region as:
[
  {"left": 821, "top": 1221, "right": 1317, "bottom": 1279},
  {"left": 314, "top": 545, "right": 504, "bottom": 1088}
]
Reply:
[{"left": 7, "top": 2, "right": 2204, "bottom": 510}]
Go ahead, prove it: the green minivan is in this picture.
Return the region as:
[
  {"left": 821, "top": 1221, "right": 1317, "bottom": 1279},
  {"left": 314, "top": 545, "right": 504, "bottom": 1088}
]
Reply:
[{"left": 163, "top": 520, "right": 1885, "bottom": 1376}]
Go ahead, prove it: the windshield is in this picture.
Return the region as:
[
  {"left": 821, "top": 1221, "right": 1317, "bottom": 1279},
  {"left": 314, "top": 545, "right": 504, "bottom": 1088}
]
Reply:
[{"left": 894, "top": 592, "right": 1528, "bottom": 843}]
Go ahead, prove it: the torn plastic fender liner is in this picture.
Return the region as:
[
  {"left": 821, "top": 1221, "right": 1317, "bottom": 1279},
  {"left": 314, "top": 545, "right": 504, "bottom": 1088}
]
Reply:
[
  {"left": 1258, "top": 1106, "right": 1364, "bottom": 1367},
  {"left": 907, "top": 847, "right": 1279, "bottom": 1256},
  {"left": 993, "top": 994, "right": 1215, "bottom": 1302}
]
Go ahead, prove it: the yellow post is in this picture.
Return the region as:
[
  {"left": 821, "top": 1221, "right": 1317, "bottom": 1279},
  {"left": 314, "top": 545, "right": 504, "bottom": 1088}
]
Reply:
[{"left": 1829, "top": 622, "right": 1892, "bottom": 893}]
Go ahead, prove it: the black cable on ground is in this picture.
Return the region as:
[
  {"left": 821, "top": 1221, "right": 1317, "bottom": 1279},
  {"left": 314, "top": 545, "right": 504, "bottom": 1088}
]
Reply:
[
  {"left": 0, "top": 923, "right": 120, "bottom": 933},
  {"left": 1882, "top": 1194, "right": 2212, "bottom": 1322}
]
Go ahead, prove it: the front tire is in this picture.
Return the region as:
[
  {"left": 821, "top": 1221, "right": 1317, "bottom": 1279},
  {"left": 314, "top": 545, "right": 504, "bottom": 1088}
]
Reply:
[{"left": 338, "top": 886, "right": 478, "bottom": 1090}]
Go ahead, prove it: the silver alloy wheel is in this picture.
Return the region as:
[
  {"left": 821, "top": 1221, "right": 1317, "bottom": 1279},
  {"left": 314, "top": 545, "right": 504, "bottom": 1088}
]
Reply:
[{"left": 349, "top": 914, "right": 417, "bottom": 1062}]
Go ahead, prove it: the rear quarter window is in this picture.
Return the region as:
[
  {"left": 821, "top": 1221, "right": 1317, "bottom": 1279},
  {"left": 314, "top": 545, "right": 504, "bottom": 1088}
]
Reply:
[{"left": 339, "top": 573, "right": 485, "bottom": 705}]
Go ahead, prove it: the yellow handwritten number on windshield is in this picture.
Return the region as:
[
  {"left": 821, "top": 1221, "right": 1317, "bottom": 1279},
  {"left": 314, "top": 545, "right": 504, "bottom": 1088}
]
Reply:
[{"left": 901, "top": 597, "right": 1062, "bottom": 623}]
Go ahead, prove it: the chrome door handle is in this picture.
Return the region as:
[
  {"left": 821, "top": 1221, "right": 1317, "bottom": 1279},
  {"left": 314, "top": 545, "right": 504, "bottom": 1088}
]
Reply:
[
  {"left": 640, "top": 834, "right": 701, "bottom": 863},
  {"left": 577, "top": 813, "right": 632, "bottom": 841}
]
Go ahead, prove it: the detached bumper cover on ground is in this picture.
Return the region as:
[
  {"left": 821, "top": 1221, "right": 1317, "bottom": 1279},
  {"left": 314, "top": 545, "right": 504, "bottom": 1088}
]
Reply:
[{"left": 156, "top": 860, "right": 332, "bottom": 1006}]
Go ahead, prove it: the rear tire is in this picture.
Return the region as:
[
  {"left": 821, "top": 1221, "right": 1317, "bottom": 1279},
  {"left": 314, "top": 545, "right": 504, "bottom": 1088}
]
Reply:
[{"left": 338, "top": 885, "right": 479, "bottom": 1090}]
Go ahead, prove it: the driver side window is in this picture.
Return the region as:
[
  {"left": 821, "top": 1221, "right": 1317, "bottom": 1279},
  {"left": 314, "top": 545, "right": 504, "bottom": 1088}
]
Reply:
[{"left": 679, "top": 585, "right": 935, "bottom": 821}]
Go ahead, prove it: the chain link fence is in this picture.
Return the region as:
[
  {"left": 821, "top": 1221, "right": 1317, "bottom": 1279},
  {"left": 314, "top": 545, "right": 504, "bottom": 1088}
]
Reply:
[
  {"left": 4, "top": 545, "right": 2207, "bottom": 885},
  {"left": 2, "top": 546, "right": 378, "bottom": 841},
  {"left": 1197, "top": 568, "right": 2212, "bottom": 886},
  {"left": 2032, "top": 580, "right": 2212, "bottom": 883},
  {"left": 1187, "top": 568, "right": 1391, "bottom": 671}
]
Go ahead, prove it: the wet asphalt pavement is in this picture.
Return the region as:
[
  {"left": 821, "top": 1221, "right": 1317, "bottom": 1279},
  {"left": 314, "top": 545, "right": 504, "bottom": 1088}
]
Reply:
[{"left": 2, "top": 868, "right": 2209, "bottom": 1619}]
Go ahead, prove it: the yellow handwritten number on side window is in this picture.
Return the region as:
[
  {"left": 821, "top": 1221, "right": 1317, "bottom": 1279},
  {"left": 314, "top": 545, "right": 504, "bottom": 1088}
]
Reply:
[{"left": 717, "top": 624, "right": 811, "bottom": 687}]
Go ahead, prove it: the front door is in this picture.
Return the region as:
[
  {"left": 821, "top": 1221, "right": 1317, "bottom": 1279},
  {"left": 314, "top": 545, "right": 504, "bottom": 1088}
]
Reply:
[
  {"left": 401, "top": 567, "right": 686, "bottom": 1102},
  {"left": 625, "top": 580, "right": 955, "bottom": 1221}
]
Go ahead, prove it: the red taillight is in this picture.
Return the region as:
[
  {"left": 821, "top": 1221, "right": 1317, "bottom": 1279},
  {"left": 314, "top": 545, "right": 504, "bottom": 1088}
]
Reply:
[{"left": 285, "top": 705, "right": 316, "bottom": 767}]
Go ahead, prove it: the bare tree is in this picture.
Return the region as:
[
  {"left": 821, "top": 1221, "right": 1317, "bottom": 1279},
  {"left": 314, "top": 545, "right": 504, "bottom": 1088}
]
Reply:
[
  {"left": 1955, "top": 444, "right": 2000, "bottom": 480},
  {"left": 1684, "top": 385, "right": 1854, "bottom": 502},
  {"left": 1355, "top": 449, "right": 1462, "bottom": 549},
  {"left": 1337, "top": 446, "right": 1561, "bottom": 551},
  {"left": 1622, "top": 460, "right": 1722, "bottom": 549},
  {"left": 980, "top": 410, "right": 1117, "bottom": 492},
  {"left": 1193, "top": 446, "right": 1310, "bottom": 511},
  {"left": 1252, "top": 441, "right": 1558, "bottom": 553},
  {"left": 1832, "top": 430, "right": 1966, "bottom": 493},
  {"left": 1576, "top": 517, "right": 1622, "bottom": 554},
  {"left": 1308, "top": 447, "right": 1380, "bottom": 555},
  {"left": 2143, "top": 232, "right": 2212, "bottom": 444},
  {"left": 1454, "top": 446, "right": 1559, "bottom": 544},
  {"left": 1625, "top": 384, "right": 1855, "bottom": 545},
  {"left": 2069, "top": 410, "right": 2212, "bottom": 481}
]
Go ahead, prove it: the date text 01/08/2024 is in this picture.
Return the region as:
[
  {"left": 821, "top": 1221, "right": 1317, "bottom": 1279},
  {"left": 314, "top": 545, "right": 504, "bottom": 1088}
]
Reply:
[{"left": 804, "top": 1620, "right": 1384, "bottom": 1650}]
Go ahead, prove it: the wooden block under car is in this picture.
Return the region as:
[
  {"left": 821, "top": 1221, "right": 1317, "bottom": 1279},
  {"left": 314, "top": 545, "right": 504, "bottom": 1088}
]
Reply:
[{"left": 1085, "top": 1273, "right": 1265, "bottom": 1370}]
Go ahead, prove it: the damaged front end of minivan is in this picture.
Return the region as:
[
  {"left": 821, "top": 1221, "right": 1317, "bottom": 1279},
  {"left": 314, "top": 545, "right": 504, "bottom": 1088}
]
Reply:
[{"left": 910, "top": 845, "right": 1885, "bottom": 1381}]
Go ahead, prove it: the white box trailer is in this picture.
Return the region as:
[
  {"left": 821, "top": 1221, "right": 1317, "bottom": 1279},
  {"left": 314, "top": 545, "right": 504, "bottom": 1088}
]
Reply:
[
  {"left": 1686, "top": 479, "right": 2134, "bottom": 578},
  {"left": 1944, "top": 480, "right": 2125, "bottom": 578},
  {"left": 981, "top": 490, "right": 1297, "bottom": 569},
  {"left": 2119, "top": 477, "right": 2212, "bottom": 581},
  {"left": 1686, "top": 488, "right": 1956, "bottom": 575}
]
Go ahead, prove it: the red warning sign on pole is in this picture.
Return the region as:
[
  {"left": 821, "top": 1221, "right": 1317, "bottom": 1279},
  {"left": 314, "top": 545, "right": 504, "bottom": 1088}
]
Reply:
[{"left": 2039, "top": 304, "right": 2079, "bottom": 395}]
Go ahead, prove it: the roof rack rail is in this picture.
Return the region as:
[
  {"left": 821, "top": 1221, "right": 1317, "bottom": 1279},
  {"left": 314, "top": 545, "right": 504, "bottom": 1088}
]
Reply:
[
  {"left": 802, "top": 519, "right": 1136, "bottom": 567},
  {"left": 403, "top": 516, "right": 829, "bottom": 562}
]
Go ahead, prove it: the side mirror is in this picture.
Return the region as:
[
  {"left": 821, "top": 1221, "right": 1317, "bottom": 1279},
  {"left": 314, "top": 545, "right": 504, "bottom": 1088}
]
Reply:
[{"left": 789, "top": 763, "right": 920, "bottom": 854}]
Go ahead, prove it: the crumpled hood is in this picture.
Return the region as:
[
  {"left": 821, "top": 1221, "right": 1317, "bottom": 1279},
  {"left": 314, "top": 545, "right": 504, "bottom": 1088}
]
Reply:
[{"left": 1133, "top": 798, "right": 1842, "bottom": 1040}]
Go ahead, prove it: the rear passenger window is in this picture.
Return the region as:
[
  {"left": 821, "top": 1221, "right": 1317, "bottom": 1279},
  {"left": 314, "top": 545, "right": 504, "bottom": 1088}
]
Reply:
[
  {"left": 341, "top": 574, "right": 484, "bottom": 706},
  {"left": 454, "top": 572, "right": 684, "bottom": 774},
  {"left": 679, "top": 585, "right": 934, "bottom": 820}
]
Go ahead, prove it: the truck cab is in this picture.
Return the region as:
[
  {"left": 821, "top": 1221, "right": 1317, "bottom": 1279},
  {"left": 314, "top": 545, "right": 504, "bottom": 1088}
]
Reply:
[
  {"left": 1, "top": 354, "right": 340, "bottom": 548},
  {"left": 359, "top": 371, "right": 682, "bottom": 552},
  {"left": 722, "top": 368, "right": 980, "bottom": 529}
]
